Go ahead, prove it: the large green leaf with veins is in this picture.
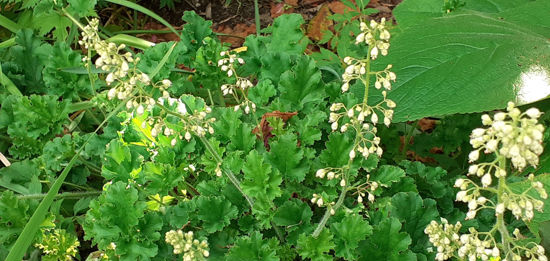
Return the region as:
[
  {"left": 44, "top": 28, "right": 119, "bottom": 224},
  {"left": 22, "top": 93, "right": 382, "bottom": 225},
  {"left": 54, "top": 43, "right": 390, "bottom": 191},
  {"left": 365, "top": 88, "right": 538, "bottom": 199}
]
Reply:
[{"left": 377, "top": 0, "right": 550, "bottom": 122}]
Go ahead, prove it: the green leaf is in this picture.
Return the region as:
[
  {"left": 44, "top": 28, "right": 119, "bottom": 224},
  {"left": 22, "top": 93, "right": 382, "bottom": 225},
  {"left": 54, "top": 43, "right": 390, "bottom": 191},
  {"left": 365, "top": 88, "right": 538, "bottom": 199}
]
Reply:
[
  {"left": 269, "top": 14, "right": 309, "bottom": 54},
  {"left": 0, "top": 160, "right": 41, "bottom": 195},
  {"left": 83, "top": 182, "right": 161, "bottom": 260},
  {"left": 196, "top": 196, "right": 238, "bottom": 233},
  {"left": 0, "top": 191, "right": 32, "bottom": 258},
  {"left": 320, "top": 132, "right": 354, "bottom": 167},
  {"left": 242, "top": 150, "right": 282, "bottom": 201},
  {"left": 331, "top": 215, "right": 373, "bottom": 260},
  {"left": 381, "top": 0, "right": 550, "bottom": 122},
  {"left": 372, "top": 165, "right": 406, "bottom": 187},
  {"left": 102, "top": 140, "right": 144, "bottom": 182},
  {"left": 0, "top": 94, "right": 69, "bottom": 159},
  {"left": 199, "top": 138, "right": 225, "bottom": 174},
  {"left": 42, "top": 42, "right": 93, "bottom": 100},
  {"left": 137, "top": 41, "right": 187, "bottom": 81},
  {"left": 390, "top": 192, "right": 439, "bottom": 255},
  {"left": 360, "top": 217, "right": 413, "bottom": 261},
  {"left": 225, "top": 232, "right": 280, "bottom": 261},
  {"left": 279, "top": 56, "right": 324, "bottom": 110},
  {"left": 34, "top": 11, "right": 72, "bottom": 40},
  {"left": 393, "top": 0, "right": 443, "bottom": 26},
  {"left": 399, "top": 161, "right": 456, "bottom": 215},
  {"left": 292, "top": 111, "right": 326, "bottom": 146},
  {"left": 297, "top": 229, "right": 335, "bottom": 261},
  {"left": 8, "top": 29, "right": 46, "bottom": 93},
  {"left": 67, "top": 0, "right": 97, "bottom": 16},
  {"left": 248, "top": 79, "right": 277, "bottom": 107},
  {"left": 266, "top": 134, "right": 309, "bottom": 182},
  {"left": 273, "top": 199, "right": 313, "bottom": 227}
]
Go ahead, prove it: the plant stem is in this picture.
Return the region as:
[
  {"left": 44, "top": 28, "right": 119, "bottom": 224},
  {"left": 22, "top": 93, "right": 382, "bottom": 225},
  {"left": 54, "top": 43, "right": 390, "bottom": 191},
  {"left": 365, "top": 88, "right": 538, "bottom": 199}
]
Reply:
[
  {"left": 39, "top": 180, "right": 95, "bottom": 191},
  {"left": 312, "top": 46, "right": 375, "bottom": 238},
  {"left": 17, "top": 191, "right": 102, "bottom": 200},
  {"left": 155, "top": 103, "right": 254, "bottom": 208},
  {"left": 198, "top": 135, "right": 254, "bottom": 208},
  {"left": 312, "top": 186, "right": 349, "bottom": 237},
  {"left": 496, "top": 156, "right": 511, "bottom": 252}
]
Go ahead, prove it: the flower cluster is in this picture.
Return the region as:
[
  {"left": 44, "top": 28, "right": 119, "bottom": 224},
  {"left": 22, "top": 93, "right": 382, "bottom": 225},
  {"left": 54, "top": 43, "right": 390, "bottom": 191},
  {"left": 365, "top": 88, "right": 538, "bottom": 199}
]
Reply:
[
  {"left": 329, "top": 96, "right": 395, "bottom": 160},
  {"left": 469, "top": 102, "right": 544, "bottom": 170},
  {"left": 495, "top": 183, "right": 545, "bottom": 221},
  {"left": 315, "top": 168, "right": 342, "bottom": 181},
  {"left": 355, "top": 174, "right": 379, "bottom": 203},
  {"left": 427, "top": 103, "right": 548, "bottom": 261},
  {"left": 424, "top": 218, "right": 461, "bottom": 261},
  {"left": 150, "top": 97, "right": 215, "bottom": 146},
  {"left": 35, "top": 229, "right": 80, "bottom": 261},
  {"left": 355, "top": 18, "right": 391, "bottom": 60},
  {"left": 218, "top": 51, "right": 256, "bottom": 114},
  {"left": 79, "top": 18, "right": 141, "bottom": 89},
  {"left": 165, "top": 230, "right": 209, "bottom": 261},
  {"left": 455, "top": 228, "right": 499, "bottom": 261}
]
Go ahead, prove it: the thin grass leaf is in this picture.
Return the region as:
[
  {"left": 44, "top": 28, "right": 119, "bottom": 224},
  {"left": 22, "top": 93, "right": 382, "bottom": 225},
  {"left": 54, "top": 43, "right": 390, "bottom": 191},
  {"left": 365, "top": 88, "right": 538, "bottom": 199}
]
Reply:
[{"left": 105, "top": 0, "right": 180, "bottom": 37}]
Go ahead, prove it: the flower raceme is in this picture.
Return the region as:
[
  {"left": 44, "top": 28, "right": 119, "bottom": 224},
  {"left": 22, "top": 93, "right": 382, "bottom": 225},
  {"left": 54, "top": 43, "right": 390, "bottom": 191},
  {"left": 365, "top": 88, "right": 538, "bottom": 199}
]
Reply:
[
  {"left": 165, "top": 230, "right": 209, "bottom": 261},
  {"left": 426, "top": 102, "right": 548, "bottom": 261},
  {"left": 311, "top": 17, "right": 397, "bottom": 235},
  {"left": 78, "top": 19, "right": 216, "bottom": 149},
  {"left": 217, "top": 51, "right": 256, "bottom": 114}
]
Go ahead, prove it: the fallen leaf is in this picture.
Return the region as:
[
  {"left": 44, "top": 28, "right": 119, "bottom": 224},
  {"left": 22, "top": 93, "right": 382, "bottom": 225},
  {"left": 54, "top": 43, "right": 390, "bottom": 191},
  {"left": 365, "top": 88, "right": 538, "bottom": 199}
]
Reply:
[
  {"left": 301, "top": 0, "right": 325, "bottom": 6},
  {"left": 252, "top": 111, "right": 298, "bottom": 150},
  {"left": 418, "top": 118, "right": 437, "bottom": 132},
  {"left": 285, "top": 0, "right": 299, "bottom": 7},
  {"left": 307, "top": 4, "right": 333, "bottom": 41},
  {"left": 327, "top": 1, "right": 354, "bottom": 14},
  {"left": 142, "top": 22, "right": 180, "bottom": 42},
  {"left": 214, "top": 23, "right": 256, "bottom": 47},
  {"left": 271, "top": 2, "right": 295, "bottom": 18}
]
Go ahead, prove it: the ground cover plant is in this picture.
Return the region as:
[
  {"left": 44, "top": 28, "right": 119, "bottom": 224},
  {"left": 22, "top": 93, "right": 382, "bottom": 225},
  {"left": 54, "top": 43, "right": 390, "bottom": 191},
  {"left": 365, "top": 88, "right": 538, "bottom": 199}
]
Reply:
[{"left": 0, "top": 0, "right": 550, "bottom": 260}]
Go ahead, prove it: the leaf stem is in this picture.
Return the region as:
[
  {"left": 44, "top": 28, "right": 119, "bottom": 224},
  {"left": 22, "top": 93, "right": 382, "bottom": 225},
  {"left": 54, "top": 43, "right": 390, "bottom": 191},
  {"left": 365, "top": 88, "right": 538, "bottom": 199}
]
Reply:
[
  {"left": 17, "top": 191, "right": 102, "bottom": 200},
  {"left": 496, "top": 156, "right": 511, "bottom": 252},
  {"left": 156, "top": 103, "right": 255, "bottom": 208}
]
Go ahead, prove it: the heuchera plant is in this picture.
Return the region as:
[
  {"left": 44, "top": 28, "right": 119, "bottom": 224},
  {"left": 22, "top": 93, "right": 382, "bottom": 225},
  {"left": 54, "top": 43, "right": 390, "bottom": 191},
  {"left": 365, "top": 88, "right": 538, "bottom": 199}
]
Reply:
[{"left": 1, "top": 0, "right": 550, "bottom": 260}]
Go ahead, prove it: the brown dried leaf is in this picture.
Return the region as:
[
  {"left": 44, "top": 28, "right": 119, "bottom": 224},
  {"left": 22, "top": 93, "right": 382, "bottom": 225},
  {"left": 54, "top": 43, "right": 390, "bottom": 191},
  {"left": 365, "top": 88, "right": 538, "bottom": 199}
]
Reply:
[
  {"left": 307, "top": 4, "right": 333, "bottom": 41},
  {"left": 214, "top": 23, "right": 256, "bottom": 47},
  {"left": 327, "top": 1, "right": 354, "bottom": 14},
  {"left": 252, "top": 111, "right": 298, "bottom": 150}
]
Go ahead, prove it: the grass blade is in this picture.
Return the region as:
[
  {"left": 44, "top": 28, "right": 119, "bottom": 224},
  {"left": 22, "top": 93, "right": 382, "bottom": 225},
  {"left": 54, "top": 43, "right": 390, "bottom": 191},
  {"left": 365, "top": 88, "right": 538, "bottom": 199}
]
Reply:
[
  {"left": 0, "top": 14, "right": 21, "bottom": 33},
  {"left": 105, "top": 0, "right": 180, "bottom": 37}
]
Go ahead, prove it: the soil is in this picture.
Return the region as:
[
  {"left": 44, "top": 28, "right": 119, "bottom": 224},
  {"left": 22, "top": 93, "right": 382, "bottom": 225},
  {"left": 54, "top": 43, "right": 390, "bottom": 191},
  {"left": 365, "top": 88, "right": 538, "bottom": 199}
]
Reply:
[{"left": 99, "top": 0, "right": 403, "bottom": 46}]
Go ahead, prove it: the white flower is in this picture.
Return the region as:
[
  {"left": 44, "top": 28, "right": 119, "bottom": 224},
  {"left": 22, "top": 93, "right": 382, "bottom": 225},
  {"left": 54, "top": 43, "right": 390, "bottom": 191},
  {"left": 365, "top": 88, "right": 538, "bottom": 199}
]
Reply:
[
  {"left": 370, "top": 47, "right": 380, "bottom": 60},
  {"left": 177, "top": 102, "right": 187, "bottom": 115},
  {"left": 468, "top": 150, "right": 480, "bottom": 162},
  {"left": 468, "top": 165, "right": 478, "bottom": 175},
  {"left": 137, "top": 105, "right": 145, "bottom": 115},
  {"left": 107, "top": 88, "right": 117, "bottom": 99},
  {"left": 349, "top": 149, "right": 356, "bottom": 159},
  {"left": 481, "top": 174, "right": 492, "bottom": 187},
  {"left": 162, "top": 79, "right": 172, "bottom": 87},
  {"left": 495, "top": 204, "right": 505, "bottom": 215},
  {"left": 526, "top": 108, "right": 541, "bottom": 118},
  {"left": 455, "top": 179, "right": 465, "bottom": 188}
]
